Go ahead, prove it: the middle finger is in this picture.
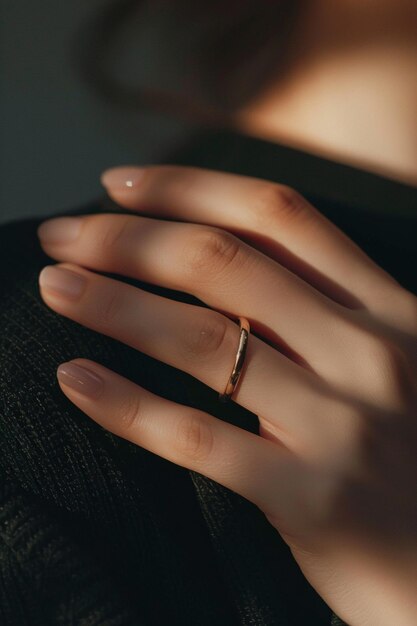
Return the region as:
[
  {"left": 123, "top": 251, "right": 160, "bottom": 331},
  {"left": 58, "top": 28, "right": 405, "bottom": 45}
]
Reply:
[{"left": 38, "top": 213, "right": 348, "bottom": 378}]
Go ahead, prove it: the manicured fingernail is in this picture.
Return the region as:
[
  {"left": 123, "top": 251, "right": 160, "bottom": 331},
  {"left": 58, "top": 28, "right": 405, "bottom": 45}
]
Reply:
[
  {"left": 37, "top": 217, "right": 82, "bottom": 244},
  {"left": 39, "top": 265, "right": 86, "bottom": 299},
  {"left": 100, "top": 166, "right": 144, "bottom": 191},
  {"left": 57, "top": 361, "right": 104, "bottom": 398}
]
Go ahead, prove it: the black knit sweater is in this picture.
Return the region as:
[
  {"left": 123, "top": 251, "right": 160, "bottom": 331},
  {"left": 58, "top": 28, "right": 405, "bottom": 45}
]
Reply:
[{"left": 1, "top": 129, "right": 416, "bottom": 626}]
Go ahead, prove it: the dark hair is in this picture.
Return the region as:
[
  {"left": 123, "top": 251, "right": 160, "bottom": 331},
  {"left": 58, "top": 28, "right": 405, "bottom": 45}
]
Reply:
[{"left": 73, "top": 0, "right": 302, "bottom": 127}]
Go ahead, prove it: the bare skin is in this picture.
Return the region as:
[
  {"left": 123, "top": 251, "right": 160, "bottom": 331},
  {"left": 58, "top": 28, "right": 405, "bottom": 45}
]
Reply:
[
  {"left": 236, "top": 0, "right": 417, "bottom": 185},
  {"left": 34, "top": 3, "right": 417, "bottom": 623},
  {"left": 36, "top": 164, "right": 417, "bottom": 625}
]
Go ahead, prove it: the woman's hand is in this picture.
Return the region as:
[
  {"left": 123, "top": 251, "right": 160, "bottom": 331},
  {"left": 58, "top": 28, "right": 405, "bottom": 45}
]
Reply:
[{"left": 36, "top": 165, "right": 417, "bottom": 626}]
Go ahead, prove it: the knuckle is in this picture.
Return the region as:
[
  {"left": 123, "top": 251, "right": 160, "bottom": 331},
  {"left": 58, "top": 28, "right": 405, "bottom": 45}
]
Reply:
[
  {"left": 364, "top": 335, "right": 402, "bottom": 376},
  {"left": 117, "top": 392, "right": 142, "bottom": 432},
  {"left": 174, "top": 412, "right": 214, "bottom": 463},
  {"left": 360, "top": 332, "right": 413, "bottom": 403},
  {"left": 96, "top": 288, "right": 122, "bottom": 329},
  {"left": 182, "top": 227, "right": 241, "bottom": 278},
  {"left": 180, "top": 312, "right": 229, "bottom": 361},
  {"left": 95, "top": 215, "right": 133, "bottom": 252},
  {"left": 254, "top": 183, "right": 312, "bottom": 229}
]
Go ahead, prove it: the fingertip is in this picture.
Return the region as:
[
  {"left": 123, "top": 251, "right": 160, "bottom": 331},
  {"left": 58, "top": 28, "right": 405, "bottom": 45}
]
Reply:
[
  {"left": 56, "top": 360, "right": 104, "bottom": 399},
  {"left": 100, "top": 166, "right": 145, "bottom": 192}
]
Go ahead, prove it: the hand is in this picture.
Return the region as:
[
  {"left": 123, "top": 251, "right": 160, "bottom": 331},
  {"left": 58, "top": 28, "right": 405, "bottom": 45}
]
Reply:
[{"left": 36, "top": 165, "right": 417, "bottom": 626}]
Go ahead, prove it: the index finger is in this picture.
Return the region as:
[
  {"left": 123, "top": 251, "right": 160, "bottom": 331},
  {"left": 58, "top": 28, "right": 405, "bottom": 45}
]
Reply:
[{"left": 101, "top": 165, "right": 404, "bottom": 316}]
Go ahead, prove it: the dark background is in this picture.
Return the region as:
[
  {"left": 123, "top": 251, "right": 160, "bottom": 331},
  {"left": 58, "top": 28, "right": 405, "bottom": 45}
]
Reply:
[{"left": 0, "top": 1, "right": 189, "bottom": 225}]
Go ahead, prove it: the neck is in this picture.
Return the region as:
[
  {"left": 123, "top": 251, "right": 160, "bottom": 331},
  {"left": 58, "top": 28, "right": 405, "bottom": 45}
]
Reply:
[{"left": 235, "top": 1, "right": 417, "bottom": 186}]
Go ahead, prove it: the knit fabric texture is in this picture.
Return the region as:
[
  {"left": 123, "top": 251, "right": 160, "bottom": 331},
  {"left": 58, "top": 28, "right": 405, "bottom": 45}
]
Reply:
[{"left": 1, "top": 129, "right": 416, "bottom": 625}]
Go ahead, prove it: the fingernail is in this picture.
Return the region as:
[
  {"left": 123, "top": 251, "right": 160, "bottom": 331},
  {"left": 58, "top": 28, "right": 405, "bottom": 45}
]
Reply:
[
  {"left": 39, "top": 265, "right": 86, "bottom": 299},
  {"left": 37, "top": 217, "right": 82, "bottom": 244},
  {"left": 100, "top": 166, "right": 144, "bottom": 191},
  {"left": 57, "top": 361, "right": 104, "bottom": 398}
]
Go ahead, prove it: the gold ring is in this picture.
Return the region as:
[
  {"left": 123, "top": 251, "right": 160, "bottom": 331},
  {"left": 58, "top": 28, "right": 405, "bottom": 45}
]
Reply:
[{"left": 219, "top": 316, "right": 250, "bottom": 403}]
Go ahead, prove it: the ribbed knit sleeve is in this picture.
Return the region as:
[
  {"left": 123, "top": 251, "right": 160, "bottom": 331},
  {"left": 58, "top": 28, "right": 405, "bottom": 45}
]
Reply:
[{"left": 0, "top": 480, "right": 138, "bottom": 626}]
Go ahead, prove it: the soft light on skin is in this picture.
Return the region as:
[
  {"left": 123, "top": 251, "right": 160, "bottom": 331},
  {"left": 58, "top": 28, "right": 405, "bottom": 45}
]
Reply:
[
  {"left": 100, "top": 166, "right": 145, "bottom": 191},
  {"left": 235, "top": 0, "right": 417, "bottom": 185}
]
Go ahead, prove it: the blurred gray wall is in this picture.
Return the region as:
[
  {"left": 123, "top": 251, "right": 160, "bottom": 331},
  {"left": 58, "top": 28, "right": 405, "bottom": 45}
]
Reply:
[{"left": 0, "top": 1, "right": 189, "bottom": 225}]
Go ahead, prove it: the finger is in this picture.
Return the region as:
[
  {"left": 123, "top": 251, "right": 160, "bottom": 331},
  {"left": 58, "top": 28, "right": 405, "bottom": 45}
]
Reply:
[
  {"left": 39, "top": 262, "right": 340, "bottom": 458},
  {"left": 38, "top": 216, "right": 410, "bottom": 409},
  {"left": 55, "top": 356, "right": 306, "bottom": 526},
  {"left": 100, "top": 165, "right": 403, "bottom": 314},
  {"left": 37, "top": 214, "right": 348, "bottom": 380}
]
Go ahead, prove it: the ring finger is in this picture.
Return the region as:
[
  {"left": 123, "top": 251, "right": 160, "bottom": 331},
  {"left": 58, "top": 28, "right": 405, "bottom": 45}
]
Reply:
[{"left": 38, "top": 262, "right": 346, "bottom": 459}]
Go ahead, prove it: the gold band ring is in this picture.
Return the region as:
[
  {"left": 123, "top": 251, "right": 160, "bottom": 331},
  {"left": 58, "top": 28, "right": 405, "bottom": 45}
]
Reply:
[{"left": 219, "top": 316, "right": 250, "bottom": 403}]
